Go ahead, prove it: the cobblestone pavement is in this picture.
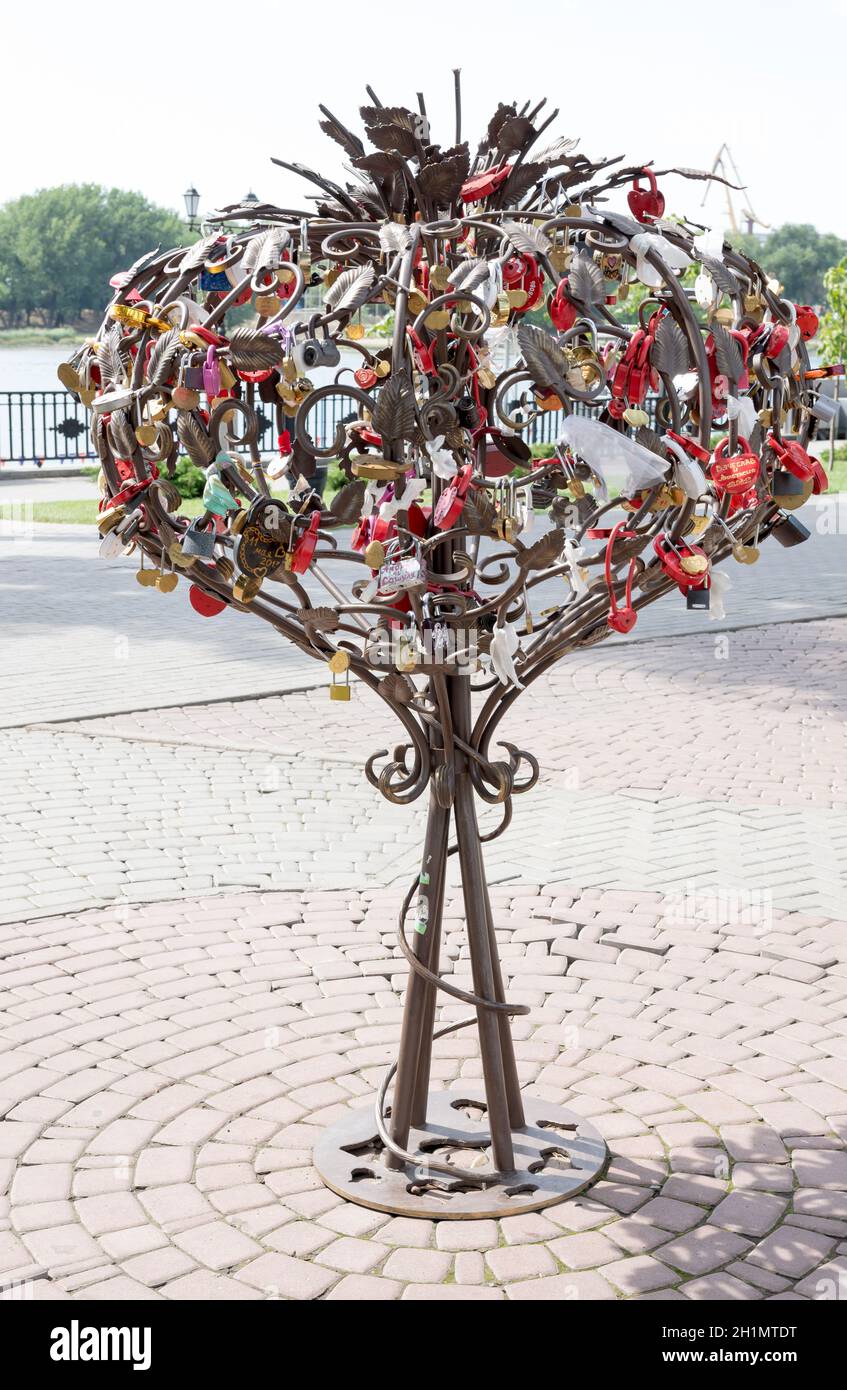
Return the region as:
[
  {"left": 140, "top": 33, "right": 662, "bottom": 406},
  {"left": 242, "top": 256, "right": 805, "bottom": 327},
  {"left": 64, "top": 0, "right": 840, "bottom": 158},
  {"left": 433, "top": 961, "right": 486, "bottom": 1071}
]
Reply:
[
  {"left": 2, "top": 618, "right": 845, "bottom": 925},
  {"left": 1, "top": 885, "right": 846, "bottom": 1302}
]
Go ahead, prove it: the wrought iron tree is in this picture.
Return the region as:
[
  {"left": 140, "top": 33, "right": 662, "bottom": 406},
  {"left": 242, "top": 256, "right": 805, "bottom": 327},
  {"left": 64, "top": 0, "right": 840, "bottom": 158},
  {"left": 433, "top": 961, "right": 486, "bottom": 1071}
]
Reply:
[{"left": 62, "top": 76, "right": 834, "bottom": 1218}]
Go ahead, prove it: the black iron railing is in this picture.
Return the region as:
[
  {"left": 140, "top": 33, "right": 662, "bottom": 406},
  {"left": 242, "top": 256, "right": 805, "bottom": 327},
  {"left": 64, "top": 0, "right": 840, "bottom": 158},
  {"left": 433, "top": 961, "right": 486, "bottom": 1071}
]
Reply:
[{"left": 0, "top": 388, "right": 660, "bottom": 466}]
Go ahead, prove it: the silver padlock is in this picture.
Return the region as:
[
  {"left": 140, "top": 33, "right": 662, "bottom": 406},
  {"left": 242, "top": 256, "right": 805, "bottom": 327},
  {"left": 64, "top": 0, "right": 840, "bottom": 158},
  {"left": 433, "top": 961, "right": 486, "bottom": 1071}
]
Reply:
[{"left": 181, "top": 519, "right": 216, "bottom": 559}]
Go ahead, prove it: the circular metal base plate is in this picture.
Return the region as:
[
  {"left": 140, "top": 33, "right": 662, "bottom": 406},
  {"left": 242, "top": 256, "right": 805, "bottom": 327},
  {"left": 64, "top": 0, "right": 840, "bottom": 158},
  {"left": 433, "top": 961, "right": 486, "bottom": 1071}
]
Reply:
[{"left": 313, "top": 1089, "right": 609, "bottom": 1219}]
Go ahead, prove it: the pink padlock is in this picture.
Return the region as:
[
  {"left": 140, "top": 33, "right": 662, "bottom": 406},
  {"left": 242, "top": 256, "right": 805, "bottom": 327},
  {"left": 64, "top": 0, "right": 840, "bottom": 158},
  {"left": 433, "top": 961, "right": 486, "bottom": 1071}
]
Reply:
[{"left": 203, "top": 346, "right": 221, "bottom": 398}]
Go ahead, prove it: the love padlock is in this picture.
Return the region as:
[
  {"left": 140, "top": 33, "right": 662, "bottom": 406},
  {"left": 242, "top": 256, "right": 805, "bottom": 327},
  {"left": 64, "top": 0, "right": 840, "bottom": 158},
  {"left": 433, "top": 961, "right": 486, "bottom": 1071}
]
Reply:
[
  {"left": 354, "top": 365, "right": 379, "bottom": 390},
  {"left": 549, "top": 279, "right": 577, "bottom": 333},
  {"left": 203, "top": 346, "right": 221, "bottom": 399},
  {"left": 460, "top": 165, "right": 510, "bottom": 203},
  {"left": 434, "top": 464, "right": 474, "bottom": 531},
  {"left": 627, "top": 168, "right": 665, "bottom": 223},
  {"left": 286, "top": 511, "right": 320, "bottom": 573},
  {"left": 604, "top": 522, "right": 638, "bottom": 633},
  {"left": 711, "top": 436, "right": 761, "bottom": 496},
  {"left": 609, "top": 311, "right": 659, "bottom": 411},
  {"left": 653, "top": 533, "right": 710, "bottom": 592},
  {"left": 189, "top": 584, "right": 227, "bottom": 617},
  {"left": 766, "top": 433, "right": 814, "bottom": 481},
  {"left": 795, "top": 305, "right": 819, "bottom": 342}
]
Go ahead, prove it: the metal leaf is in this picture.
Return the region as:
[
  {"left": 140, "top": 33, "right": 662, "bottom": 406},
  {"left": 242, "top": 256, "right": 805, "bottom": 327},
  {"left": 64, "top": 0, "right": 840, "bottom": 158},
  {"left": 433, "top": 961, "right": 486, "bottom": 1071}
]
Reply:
[
  {"left": 242, "top": 228, "right": 289, "bottom": 278},
  {"left": 497, "top": 116, "right": 535, "bottom": 156},
  {"left": 379, "top": 222, "right": 412, "bottom": 255},
  {"left": 298, "top": 605, "right": 340, "bottom": 633},
  {"left": 352, "top": 151, "right": 404, "bottom": 181},
  {"left": 566, "top": 252, "right": 605, "bottom": 305},
  {"left": 372, "top": 371, "right": 416, "bottom": 442},
  {"left": 502, "top": 219, "right": 551, "bottom": 258},
  {"left": 324, "top": 264, "right": 375, "bottom": 315},
  {"left": 656, "top": 166, "right": 744, "bottom": 190},
  {"left": 227, "top": 328, "right": 285, "bottom": 372},
  {"left": 502, "top": 162, "right": 545, "bottom": 203},
  {"left": 147, "top": 328, "right": 181, "bottom": 388},
  {"left": 109, "top": 409, "right": 136, "bottom": 459},
  {"left": 698, "top": 253, "right": 740, "bottom": 299},
  {"left": 462, "top": 489, "right": 497, "bottom": 536},
  {"left": 177, "top": 412, "right": 215, "bottom": 468},
  {"left": 178, "top": 232, "right": 219, "bottom": 275},
  {"left": 651, "top": 317, "right": 690, "bottom": 379},
  {"left": 319, "top": 114, "right": 365, "bottom": 161},
  {"left": 517, "top": 323, "right": 568, "bottom": 393},
  {"left": 329, "top": 479, "right": 366, "bottom": 523},
  {"left": 448, "top": 259, "right": 490, "bottom": 295},
  {"left": 516, "top": 528, "right": 565, "bottom": 572},
  {"left": 484, "top": 103, "right": 517, "bottom": 151},
  {"left": 533, "top": 136, "right": 579, "bottom": 168},
  {"left": 634, "top": 425, "right": 666, "bottom": 456},
  {"left": 418, "top": 152, "right": 470, "bottom": 208},
  {"left": 709, "top": 322, "right": 744, "bottom": 383}
]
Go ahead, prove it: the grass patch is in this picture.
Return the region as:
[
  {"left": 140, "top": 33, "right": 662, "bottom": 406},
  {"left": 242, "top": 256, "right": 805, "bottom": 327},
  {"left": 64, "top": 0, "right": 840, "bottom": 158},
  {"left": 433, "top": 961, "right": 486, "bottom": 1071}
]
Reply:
[{"left": 32, "top": 498, "right": 207, "bottom": 525}]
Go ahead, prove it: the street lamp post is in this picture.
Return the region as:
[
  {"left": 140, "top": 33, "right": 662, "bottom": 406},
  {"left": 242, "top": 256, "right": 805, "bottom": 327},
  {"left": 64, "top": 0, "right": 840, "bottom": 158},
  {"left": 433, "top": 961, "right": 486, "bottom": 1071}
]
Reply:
[{"left": 183, "top": 185, "right": 200, "bottom": 232}]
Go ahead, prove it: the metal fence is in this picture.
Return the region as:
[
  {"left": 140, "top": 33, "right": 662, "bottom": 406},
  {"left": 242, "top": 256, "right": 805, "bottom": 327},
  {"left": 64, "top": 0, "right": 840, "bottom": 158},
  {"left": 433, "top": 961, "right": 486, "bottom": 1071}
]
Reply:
[{"left": 0, "top": 387, "right": 660, "bottom": 466}]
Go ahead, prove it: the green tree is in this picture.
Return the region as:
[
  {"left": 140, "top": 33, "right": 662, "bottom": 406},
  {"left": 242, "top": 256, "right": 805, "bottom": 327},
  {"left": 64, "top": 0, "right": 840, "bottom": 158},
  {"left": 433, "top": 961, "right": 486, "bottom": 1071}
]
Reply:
[
  {"left": 731, "top": 224, "right": 847, "bottom": 307},
  {"left": 0, "top": 186, "right": 189, "bottom": 327},
  {"left": 818, "top": 258, "right": 847, "bottom": 367}
]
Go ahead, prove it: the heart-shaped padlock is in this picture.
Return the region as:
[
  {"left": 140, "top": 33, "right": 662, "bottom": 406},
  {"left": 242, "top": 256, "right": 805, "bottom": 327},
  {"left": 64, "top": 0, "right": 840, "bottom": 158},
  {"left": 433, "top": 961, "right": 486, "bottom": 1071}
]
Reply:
[
  {"left": 627, "top": 169, "right": 665, "bottom": 223},
  {"left": 434, "top": 464, "right": 474, "bottom": 531},
  {"left": 711, "top": 437, "right": 760, "bottom": 496},
  {"left": 287, "top": 511, "right": 321, "bottom": 574}
]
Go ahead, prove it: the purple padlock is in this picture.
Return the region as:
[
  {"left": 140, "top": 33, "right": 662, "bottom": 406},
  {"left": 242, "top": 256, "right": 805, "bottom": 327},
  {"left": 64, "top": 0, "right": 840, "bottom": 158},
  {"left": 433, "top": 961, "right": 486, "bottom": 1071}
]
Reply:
[{"left": 203, "top": 346, "right": 221, "bottom": 398}]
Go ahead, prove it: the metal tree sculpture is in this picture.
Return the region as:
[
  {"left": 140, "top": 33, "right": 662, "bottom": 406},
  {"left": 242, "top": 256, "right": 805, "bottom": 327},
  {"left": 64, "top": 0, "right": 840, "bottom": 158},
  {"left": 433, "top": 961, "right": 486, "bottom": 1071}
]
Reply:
[{"left": 63, "top": 77, "right": 835, "bottom": 1219}]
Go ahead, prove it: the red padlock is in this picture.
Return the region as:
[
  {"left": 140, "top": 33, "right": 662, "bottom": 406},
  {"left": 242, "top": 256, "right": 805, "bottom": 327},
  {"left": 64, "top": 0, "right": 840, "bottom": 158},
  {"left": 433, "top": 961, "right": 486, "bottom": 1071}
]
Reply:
[
  {"left": 767, "top": 433, "right": 814, "bottom": 481},
  {"left": 354, "top": 365, "right": 379, "bottom": 390},
  {"left": 665, "top": 430, "right": 710, "bottom": 464},
  {"left": 604, "top": 522, "right": 638, "bottom": 633},
  {"left": 189, "top": 585, "right": 227, "bottom": 618},
  {"left": 811, "top": 458, "right": 829, "bottom": 495},
  {"left": 610, "top": 317, "right": 659, "bottom": 408},
  {"left": 434, "top": 464, "right": 474, "bottom": 530},
  {"left": 711, "top": 437, "right": 761, "bottom": 495},
  {"left": 549, "top": 279, "right": 577, "bottom": 333},
  {"left": 277, "top": 430, "right": 292, "bottom": 456},
  {"left": 795, "top": 305, "right": 819, "bottom": 342},
  {"left": 653, "top": 533, "right": 710, "bottom": 591},
  {"left": 460, "top": 165, "right": 510, "bottom": 203},
  {"left": 627, "top": 169, "right": 665, "bottom": 224},
  {"left": 288, "top": 511, "right": 321, "bottom": 574}
]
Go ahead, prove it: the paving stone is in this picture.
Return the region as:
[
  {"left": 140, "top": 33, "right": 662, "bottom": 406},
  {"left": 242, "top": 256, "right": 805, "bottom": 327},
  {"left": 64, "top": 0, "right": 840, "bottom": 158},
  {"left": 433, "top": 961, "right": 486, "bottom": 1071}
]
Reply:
[
  {"left": 382, "top": 1248, "right": 453, "bottom": 1283},
  {"left": 681, "top": 1273, "right": 761, "bottom": 1300},
  {"left": 547, "top": 1230, "right": 620, "bottom": 1270},
  {"left": 655, "top": 1226, "right": 752, "bottom": 1276},
  {"left": 709, "top": 1191, "right": 788, "bottom": 1238},
  {"left": 326, "top": 1274, "right": 402, "bottom": 1300},
  {"left": 505, "top": 1270, "right": 617, "bottom": 1300},
  {"left": 631, "top": 1196, "right": 705, "bottom": 1233},
  {"left": 435, "top": 1220, "right": 499, "bottom": 1253},
  {"left": 402, "top": 1284, "right": 504, "bottom": 1301},
  {"left": 599, "top": 1255, "right": 676, "bottom": 1294},
  {"left": 747, "top": 1227, "right": 836, "bottom": 1278},
  {"left": 172, "top": 1221, "right": 263, "bottom": 1272},
  {"left": 235, "top": 1251, "right": 338, "bottom": 1299},
  {"left": 485, "top": 1244, "right": 558, "bottom": 1281},
  {"left": 792, "top": 1149, "right": 847, "bottom": 1190},
  {"left": 314, "top": 1236, "right": 388, "bottom": 1275}
]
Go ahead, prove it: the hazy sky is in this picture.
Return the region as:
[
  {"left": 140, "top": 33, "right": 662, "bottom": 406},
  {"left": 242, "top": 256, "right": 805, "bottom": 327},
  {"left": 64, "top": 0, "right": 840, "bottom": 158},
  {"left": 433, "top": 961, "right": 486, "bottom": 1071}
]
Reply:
[{"left": 4, "top": 0, "right": 845, "bottom": 238}]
